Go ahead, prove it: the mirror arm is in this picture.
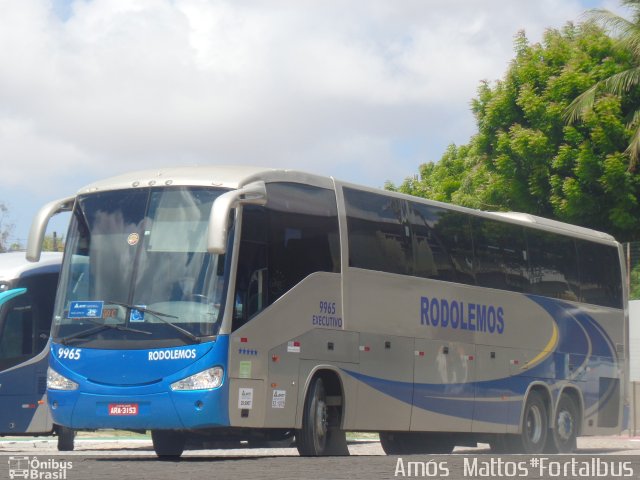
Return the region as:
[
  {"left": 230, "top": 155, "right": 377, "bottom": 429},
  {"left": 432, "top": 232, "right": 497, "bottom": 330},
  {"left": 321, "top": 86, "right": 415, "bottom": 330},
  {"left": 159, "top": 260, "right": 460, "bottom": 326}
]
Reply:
[
  {"left": 26, "top": 196, "right": 75, "bottom": 262},
  {"left": 207, "top": 181, "right": 267, "bottom": 254}
]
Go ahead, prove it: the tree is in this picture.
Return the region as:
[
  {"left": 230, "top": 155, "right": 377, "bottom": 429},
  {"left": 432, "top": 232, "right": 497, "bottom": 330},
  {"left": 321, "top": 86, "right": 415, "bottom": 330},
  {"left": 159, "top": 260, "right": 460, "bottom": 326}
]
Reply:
[
  {"left": 565, "top": 0, "right": 640, "bottom": 170},
  {"left": 630, "top": 262, "right": 640, "bottom": 299},
  {"left": 42, "top": 233, "right": 65, "bottom": 252},
  {"left": 390, "top": 23, "right": 640, "bottom": 241},
  {"left": 0, "top": 202, "right": 14, "bottom": 253}
]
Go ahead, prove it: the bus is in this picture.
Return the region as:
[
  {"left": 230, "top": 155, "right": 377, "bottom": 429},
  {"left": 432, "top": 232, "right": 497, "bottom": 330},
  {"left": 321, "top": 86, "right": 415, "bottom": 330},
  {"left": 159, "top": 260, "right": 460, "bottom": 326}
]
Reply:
[
  {"left": 0, "top": 252, "right": 75, "bottom": 451},
  {"left": 26, "top": 166, "right": 628, "bottom": 457}
]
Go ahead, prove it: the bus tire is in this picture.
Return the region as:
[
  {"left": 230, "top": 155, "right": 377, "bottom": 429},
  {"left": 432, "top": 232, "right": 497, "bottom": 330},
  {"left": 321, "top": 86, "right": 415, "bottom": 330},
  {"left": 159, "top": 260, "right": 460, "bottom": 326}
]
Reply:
[
  {"left": 151, "top": 430, "right": 186, "bottom": 458},
  {"left": 296, "top": 376, "right": 348, "bottom": 456},
  {"left": 379, "top": 432, "right": 406, "bottom": 455},
  {"left": 518, "top": 391, "right": 548, "bottom": 454},
  {"left": 56, "top": 426, "right": 75, "bottom": 451},
  {"left": 546, "top": 394, "right": 578, "bottom": 453}
]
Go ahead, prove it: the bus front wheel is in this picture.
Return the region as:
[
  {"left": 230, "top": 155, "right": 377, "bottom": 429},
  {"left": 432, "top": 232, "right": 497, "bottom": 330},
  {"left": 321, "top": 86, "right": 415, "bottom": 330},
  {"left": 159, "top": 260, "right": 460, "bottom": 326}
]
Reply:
[
  {"left": 296, "top": 376, "right": 348, "bottom": 456},
  {"left": 151, "top": 430, "right": 186, "bottom": 458},
  {"left": 56, "top": 426, "right": 75, "bottom": 452},
  {"left": 518, "top": 391, "right": 548, "bottom": 454}
]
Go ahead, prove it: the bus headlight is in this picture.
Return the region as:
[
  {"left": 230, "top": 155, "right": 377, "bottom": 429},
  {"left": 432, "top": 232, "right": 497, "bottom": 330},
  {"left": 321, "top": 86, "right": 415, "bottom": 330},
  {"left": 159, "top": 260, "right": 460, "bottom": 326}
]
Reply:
[
  {"left": 170, "top": 367, "right": 224, "bottom": 391},
  {"left": 47, "top": 367, "right": 78, "bottom": 391}
]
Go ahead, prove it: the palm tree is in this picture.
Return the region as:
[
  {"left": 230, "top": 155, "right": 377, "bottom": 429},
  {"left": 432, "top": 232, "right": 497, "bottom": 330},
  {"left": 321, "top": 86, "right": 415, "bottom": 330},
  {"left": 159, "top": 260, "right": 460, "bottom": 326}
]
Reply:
[{"left": 565, "top": 0, "right": 640, "bottom": 170}]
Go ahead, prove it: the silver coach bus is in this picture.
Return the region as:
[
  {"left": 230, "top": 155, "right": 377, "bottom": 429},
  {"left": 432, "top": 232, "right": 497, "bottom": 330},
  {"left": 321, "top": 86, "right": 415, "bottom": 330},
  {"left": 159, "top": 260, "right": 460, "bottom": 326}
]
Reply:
[{"left": 28, "top": 166, "right": 627, "bottom": 457}]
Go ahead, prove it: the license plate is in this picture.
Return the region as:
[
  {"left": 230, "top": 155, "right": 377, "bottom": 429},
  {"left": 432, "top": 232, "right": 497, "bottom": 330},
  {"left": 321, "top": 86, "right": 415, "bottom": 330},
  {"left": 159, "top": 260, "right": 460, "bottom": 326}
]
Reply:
[{"left": 108, "top": 403, "right": 139, "bottom": 416}]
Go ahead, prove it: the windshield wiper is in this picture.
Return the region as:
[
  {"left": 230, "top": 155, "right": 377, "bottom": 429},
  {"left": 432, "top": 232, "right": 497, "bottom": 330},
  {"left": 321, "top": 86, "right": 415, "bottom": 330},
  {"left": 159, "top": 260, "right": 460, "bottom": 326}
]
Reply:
[
  {"left": 107, "top": 300, "right": 201, "bottom": 343},
  {"left": 58, "top": 318, "right": 152, "bottom": 345}
]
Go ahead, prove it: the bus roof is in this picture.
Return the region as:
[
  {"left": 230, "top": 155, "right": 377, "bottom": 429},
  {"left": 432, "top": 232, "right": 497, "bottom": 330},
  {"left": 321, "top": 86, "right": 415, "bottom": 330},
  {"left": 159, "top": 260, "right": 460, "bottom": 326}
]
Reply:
[
  {"left": 0, "top": 252, "right": 62, "bottom": 282},
  {"left": 77, "top": 166, "right": 335, "bottom": 194},
  {"left": 336, "top": 178, "right": 619, "bottom": 246},
  {"left": 76, "top": 165, "right": 617, "bottom": 246},
  {"left": 488, "top": 211, "right": 616, "bottom": 243}
]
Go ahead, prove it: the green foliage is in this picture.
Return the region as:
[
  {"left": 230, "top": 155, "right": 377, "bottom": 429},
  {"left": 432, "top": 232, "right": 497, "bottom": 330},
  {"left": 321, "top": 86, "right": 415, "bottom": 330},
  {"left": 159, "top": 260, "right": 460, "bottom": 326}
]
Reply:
[
  {"left": 42, "top": 233, "right": 65, "bottom": 252},
  {"left": 631, "top": 262, "right": 640, "bottom": 300},
  {"left": 565, "top": 1, "right": 640, "bottom": 168},
  {"left": 390, "top": 22, "right": 640, "bottom": 241}
]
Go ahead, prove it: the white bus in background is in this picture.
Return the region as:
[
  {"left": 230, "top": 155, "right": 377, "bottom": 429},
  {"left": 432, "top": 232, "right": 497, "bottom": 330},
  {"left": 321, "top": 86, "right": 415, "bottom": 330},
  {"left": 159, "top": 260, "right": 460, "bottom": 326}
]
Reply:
[{"left": 28, "top": 166, "right": 627, "bottom": 457}]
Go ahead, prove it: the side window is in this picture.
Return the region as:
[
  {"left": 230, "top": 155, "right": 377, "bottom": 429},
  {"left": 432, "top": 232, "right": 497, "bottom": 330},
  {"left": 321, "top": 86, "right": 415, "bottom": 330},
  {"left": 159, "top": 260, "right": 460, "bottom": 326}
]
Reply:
[
  {"left": 433, "top": 211, "right": 475, "bottom": 285},
  {"left": 409, "top": 203, "right": 456, "bottom": 281},
  {"left": 344, "top": 188, "right": 412, "bottom": 275},
  {"left": 232, "top": 183, "right": 340, "bottom": 331},
  {"left": 233, "top": 206, "right": 268, "bottom": 330},
  {"left": 0, "top": 294, "right": 35, "bottom": 371},
  {"left": 473, "top": 218, "right": 529, "bottom": 292},
  {"left": 18, "top": 273, "right": 59, "bottom": 351},
  {"left": 527, "top": 230, "right": 580, "bottom": 301},
  {"left": 576, "top": 240, "right": 623, "bottom": 308},
  {"left": 267, "top": 183, "right": 340, "bottom": 300}
]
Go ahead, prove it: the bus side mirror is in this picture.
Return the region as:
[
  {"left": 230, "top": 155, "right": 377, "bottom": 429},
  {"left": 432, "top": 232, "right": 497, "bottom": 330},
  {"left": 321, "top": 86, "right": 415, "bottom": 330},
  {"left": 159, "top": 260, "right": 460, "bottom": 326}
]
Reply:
[
  {"left": 26, "top": 196, "right": 75, "bottom": 262},
  {"left": 208, "top": 181, "right": 267, "bottom": 255}
]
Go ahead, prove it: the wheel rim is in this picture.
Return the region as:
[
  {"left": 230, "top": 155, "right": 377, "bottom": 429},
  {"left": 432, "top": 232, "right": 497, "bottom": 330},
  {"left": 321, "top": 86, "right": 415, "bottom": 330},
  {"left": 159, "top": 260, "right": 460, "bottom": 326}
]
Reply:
[
  {"left": 526, "top": 405, "right": 542, "bottom": 444},
  {"left": 556, "top": 409, "right": 573, "bottom": 442},
  {"left": 309, "top": 380, "right": 328, "bottom": 454},
  {"left": 314, "top": 398, "right": 328, "bottom": 446}
]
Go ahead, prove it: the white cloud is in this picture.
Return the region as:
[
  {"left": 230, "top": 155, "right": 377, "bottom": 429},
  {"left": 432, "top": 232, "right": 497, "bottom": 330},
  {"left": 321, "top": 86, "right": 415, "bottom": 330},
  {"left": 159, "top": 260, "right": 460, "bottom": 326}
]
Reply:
[
  {"left": 0, "top": 117, "right": 89, "bottom": 186},
  {"left": 0, "top": 0, "right": 604, "bottom": 240}
]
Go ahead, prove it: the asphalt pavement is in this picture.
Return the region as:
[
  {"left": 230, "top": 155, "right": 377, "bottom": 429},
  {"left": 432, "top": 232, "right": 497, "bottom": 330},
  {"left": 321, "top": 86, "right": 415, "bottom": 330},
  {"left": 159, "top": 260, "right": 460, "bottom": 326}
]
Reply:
[{"left": 1, "top": 434, "right": 640, "bottom": 480}]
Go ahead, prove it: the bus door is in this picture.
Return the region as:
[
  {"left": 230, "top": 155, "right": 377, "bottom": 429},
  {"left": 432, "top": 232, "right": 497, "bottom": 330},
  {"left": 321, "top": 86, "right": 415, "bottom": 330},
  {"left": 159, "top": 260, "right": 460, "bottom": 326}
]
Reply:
[{"left": 0, "top": 273, "right": 57, "bottom": 434}]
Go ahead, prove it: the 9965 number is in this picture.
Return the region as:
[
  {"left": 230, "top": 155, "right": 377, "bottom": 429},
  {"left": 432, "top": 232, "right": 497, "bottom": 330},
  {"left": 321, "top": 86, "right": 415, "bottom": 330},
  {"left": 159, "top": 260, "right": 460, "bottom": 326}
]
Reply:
[
  {"left": 58, "top": 347, "right": 81, "bottom": 360},
  {"left": 319, "top": 301, "right": 336, "bottom": 315}
]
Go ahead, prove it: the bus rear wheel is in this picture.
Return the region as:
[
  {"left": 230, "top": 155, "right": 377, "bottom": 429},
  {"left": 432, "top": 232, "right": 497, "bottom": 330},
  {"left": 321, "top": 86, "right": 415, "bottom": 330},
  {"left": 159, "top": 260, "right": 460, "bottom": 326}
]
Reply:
[
  {"left": 296, "top": 376, "right": 348, "bottom": 456},
  {"left": 546, "top": 394, "right": 578, "bottom": 453},
  {"left": 151, "top": 430, "right": 186, "bottom": 458}
]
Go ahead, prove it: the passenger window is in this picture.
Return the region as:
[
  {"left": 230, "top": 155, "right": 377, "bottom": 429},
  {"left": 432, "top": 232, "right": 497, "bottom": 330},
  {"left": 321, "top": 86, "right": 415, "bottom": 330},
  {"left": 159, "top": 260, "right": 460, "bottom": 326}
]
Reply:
[
  {"left": 576, "top": 240, "right": 622, "bottom": 308},
  {"left": 410, "top": 204, "right": 479, "bottom": 285},
  {"left": 433, "top": 211, "right": 475, "bottom": 285},
  {"left": 527, "top": 230, "right": 580, "bottom": 301},
  {"left": 0, "top": 294, "right": 35, "bottom": 371},
  {"left": 267, "top": 183, "right": 340, "bottom": 299},
  {"left": 19, "top": 273, "right": 59, "bottom": 351},
  {"left": 344, "top": 188, "right": 412, "bottom": 275},
  {"left": 473, "top": 218, "right": 529, "bottom": 292}
]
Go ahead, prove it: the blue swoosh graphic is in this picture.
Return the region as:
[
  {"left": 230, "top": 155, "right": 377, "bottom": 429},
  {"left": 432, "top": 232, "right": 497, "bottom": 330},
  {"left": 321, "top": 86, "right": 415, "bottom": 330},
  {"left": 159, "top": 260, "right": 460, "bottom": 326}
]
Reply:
[{"left": 342, "top": 295, "right": 618, "bottom": 425}]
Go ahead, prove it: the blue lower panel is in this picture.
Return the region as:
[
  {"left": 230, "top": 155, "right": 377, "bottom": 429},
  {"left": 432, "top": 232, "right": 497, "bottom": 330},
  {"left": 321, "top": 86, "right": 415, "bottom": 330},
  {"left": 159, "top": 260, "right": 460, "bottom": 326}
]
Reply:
[
  {"left": 51, "top": 389, "right": 229, "bottom": 430},
  {"left": 0, "top": 395, "right": 50, "bottom": 434}
]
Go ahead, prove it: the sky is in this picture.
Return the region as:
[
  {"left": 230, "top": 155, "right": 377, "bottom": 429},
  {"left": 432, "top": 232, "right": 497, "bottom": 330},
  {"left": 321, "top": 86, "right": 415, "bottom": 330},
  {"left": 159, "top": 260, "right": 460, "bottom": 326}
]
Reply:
[{"left": 0, "top": 0, "right": 623, "bottom": 246}]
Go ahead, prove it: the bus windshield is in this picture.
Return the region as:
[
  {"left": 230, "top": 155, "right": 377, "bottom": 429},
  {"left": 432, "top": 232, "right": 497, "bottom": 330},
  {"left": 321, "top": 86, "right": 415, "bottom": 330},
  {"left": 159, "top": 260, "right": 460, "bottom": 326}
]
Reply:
[{"left": 52, "top": 187, "right": 231, "bottom": 349}]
